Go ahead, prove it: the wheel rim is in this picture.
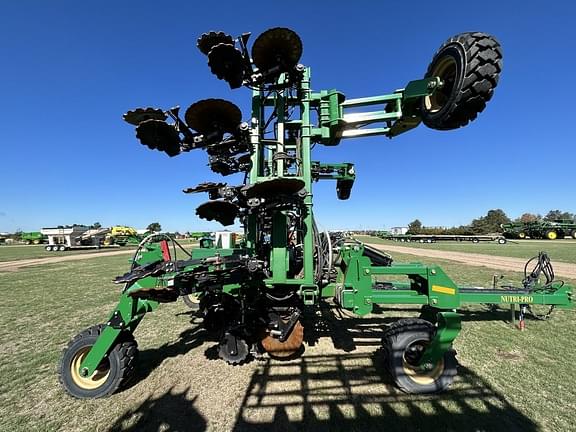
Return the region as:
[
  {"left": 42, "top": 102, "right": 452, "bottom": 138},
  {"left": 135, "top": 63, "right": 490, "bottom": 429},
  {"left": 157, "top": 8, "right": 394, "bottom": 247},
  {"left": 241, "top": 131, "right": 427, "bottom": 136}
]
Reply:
[
  {"left": 547, "top": 231, "right": 557, "bottom": 240},
  {"left": 424, "top": 55, "right": 457, "bottom": 113},
  {"left": 402, "top": 340, "right": 444, "bottom": 385},
  {"left": 69, "top": 346, "right": 110, "bottom": 390},
  {"left": 519, "top": 232, "right": 526, "bottom": 239}
]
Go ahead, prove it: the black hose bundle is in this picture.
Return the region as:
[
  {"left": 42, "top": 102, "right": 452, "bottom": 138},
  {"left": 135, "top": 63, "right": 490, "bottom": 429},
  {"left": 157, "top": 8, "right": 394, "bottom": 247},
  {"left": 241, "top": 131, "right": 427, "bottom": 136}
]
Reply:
[
  {"left": 522, "top": 251, "right": 564, "bottom": 320},
  {"left": 522, "top": 251, "right": 555, "bottom": 288}
]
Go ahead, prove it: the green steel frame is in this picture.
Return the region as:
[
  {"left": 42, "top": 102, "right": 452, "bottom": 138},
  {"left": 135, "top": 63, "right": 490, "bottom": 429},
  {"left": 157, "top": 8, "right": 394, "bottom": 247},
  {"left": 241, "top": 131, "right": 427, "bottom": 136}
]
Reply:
[{"left": 77, "top": 67, "right": 573, "bottom": 378}]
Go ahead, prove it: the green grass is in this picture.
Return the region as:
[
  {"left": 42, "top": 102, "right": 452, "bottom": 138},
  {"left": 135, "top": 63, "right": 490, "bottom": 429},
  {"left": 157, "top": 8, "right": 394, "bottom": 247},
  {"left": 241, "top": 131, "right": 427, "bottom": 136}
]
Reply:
[
  {"left": 0, "top": 252, "right": 574, "bottom": 431},
  {"left": 0, "top": 240, "right": 198, "bottom": 262},
  {"left": 0, "top": 245, "right": 136, "bottom": 262},
  {"left": 358, "top": 235, "right": 576, "bottom": 264}
]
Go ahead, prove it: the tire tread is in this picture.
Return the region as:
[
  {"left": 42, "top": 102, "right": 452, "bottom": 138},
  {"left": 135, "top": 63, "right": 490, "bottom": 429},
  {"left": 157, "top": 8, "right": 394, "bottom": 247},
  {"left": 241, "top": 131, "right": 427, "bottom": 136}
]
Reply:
[{"left": 423, "top": 32, "right": 503, "bottom": 130}]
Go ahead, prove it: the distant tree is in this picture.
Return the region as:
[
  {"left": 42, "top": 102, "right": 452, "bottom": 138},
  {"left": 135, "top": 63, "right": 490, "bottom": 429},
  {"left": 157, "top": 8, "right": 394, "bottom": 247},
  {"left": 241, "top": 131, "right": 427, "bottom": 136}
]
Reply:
[
  {"left": 544, "top": 210, "right": 575, "bottom": 222},
  {"left": 407, "top": 219, "right": 423, "bottom": 235},
  {"left": 92, "top": 222, "right": 102, "bottom": 229},
  {"left": 470, "top": 209, "right": 510, "bottom": 234},
  {"left": 517, "top": 213, "right": 539, "bottom": 223},
  {"left": 147, "top": 222, "right": 162, "bottom": 232}
]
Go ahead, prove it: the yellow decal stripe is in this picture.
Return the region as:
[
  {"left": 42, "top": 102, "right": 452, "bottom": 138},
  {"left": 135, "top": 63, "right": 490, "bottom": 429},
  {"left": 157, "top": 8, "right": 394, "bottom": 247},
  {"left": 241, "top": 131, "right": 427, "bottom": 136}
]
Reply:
[{"left": 431, "top": 285, "right": 456, "bottom": 295}]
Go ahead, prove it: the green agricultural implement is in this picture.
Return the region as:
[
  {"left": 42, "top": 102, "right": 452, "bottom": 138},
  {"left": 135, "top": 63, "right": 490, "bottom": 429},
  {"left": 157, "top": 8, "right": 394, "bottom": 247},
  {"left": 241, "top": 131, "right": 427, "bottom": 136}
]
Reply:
[
  {"left": 502, "top": 219, "right": 576, "bottom": 240},
  {"left": 21, "top": 231, "right": 46, "bottom": 245},
  {"left": 59, "top": 28, "right": 572, "bottom": 398}
]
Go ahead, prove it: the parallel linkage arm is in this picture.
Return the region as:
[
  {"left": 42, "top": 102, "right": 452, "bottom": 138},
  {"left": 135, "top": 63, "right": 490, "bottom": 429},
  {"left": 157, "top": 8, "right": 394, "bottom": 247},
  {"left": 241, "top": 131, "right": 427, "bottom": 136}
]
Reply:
[{"left": 310, "top": 77, "right": 441, "bottom": 145}]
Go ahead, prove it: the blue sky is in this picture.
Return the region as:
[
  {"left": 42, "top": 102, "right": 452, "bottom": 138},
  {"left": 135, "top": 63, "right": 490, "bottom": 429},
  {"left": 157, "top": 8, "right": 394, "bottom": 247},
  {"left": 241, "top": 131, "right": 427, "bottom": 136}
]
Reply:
[{"left": 1, "top": 1, "right": 574, "bottom": 233}]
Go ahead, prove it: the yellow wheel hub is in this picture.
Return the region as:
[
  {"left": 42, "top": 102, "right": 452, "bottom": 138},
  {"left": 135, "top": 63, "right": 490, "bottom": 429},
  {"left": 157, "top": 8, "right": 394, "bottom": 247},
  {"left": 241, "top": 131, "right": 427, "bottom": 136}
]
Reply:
[
  {"left": 69, "top": 347, "right": 110, "bottom": 390},
  {"left": 402, "top": 340, "right": 445, "bottom": 385},
  {"left": 424, "top": 56, "right": 457, "bottom": 113},
  {"left": 547, "top": 231, "right": 557, "bottom": 240},
  {"left": 403, "top": 356, "right": 444, "bottom": 385}
]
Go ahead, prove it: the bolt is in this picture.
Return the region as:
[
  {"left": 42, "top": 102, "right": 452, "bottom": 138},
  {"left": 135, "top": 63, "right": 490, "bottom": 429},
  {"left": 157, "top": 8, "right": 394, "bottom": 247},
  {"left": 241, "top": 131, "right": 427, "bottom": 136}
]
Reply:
[
  {"left": 427, "top": 81, "right": 437, "bottom": 89},
  {"left": 432, "top": 299, "right": 438, "bottom": 304},
  {"left": 365, "top": 269, "right": 370, "bottom": 274},
  {"left": 80, "top": 367, "right": 89, "bottom": 377},
  {"left": 430, "top": 269, "right": 436, "bottom": 275}
]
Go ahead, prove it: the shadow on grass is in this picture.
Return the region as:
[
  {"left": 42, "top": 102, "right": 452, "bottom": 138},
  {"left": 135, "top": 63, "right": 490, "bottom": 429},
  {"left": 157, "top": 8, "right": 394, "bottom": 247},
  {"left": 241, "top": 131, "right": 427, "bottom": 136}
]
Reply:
[
  {"left": 303, "top": 302, "right": 418, "bottom": 352},
  {"left": 127, "top": 322, "right": 207, "bottom": 389},
  {"left": 112, "top": 303, "right": 537, "bottom": 431},
  {"left": 231, "top": 353, "right": 538, "bottom": 432},
  {"left": 107, "top": 387, "right": 207, "bottom": 432}
]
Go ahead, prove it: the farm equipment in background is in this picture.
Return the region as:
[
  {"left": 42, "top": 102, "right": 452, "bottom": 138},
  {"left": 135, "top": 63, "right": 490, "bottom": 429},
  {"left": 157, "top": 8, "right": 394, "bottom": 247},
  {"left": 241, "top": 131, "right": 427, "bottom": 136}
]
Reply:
[
  {"left": 106, "top": 226, "right": 142, "bottom": 246},
  {"left": 20, "top": 231, "right": 47, "bottom": 245},
  {"left": 40, "top": 225, "right": 144, "bottom": 251},
  {"left": 502, "top": 220, "right": 576, "bottom": 240},
  {"left": 58, "top": 28, "right": 573, "bottom": 399},
  {"left": 189, "top": 231, "right": 211, "bottom": 240},
  {"left": 42, "top": 226, "right": 120, "bottom": 251},
  {"left": 379, "top": 232, "right": 507, "bottom": 244}
]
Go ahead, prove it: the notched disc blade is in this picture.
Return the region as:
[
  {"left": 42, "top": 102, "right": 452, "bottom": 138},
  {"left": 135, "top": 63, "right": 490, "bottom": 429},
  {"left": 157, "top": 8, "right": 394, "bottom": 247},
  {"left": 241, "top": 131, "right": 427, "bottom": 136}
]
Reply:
[
  {"left": 128, "top": 286, "right": 179, "bottom": 303},
  {"left": 251, "top": 27, "right": 302, "bottom": 72},
  {"left": 135, "top": 119, "right": 181, "bottom": 157},
  {"left": 123, "top": 107, "right": 167, "bottom": 125},
  {"left": 196, "top": 200, "right": 239, "bottom": 226},
  {"left": 197, "top": 31, "right": 234, "bottom": 55},
  {"left": 185, "top": 98, "right": 242, "bottom": 135},
  {"left": 183, "top": 182, "right": 226, "bottom": 194},
  {"left": 242, "top": 178, "right": 305, "bottom": 199},
  {"left": 207, "top": 43, "right": 244, "bottom": 88}
]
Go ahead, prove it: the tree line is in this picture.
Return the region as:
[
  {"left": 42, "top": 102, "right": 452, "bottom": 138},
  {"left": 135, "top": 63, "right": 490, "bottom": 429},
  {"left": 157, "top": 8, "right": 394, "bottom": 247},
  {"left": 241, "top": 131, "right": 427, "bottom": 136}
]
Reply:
[{"left": 407, "top": 209, "right": 575, "bottom": 235}]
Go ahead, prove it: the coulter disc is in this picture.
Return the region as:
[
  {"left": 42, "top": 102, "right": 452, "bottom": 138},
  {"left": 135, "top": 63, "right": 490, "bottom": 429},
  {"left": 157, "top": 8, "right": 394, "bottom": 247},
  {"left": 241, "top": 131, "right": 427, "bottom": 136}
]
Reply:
[
  {"left": 196, "top": 200, "right": 239, "bottom": 226},
  {"left": 184, "top": 98, "right": 242, "bottom": 135},
  {"left": 123, "top": 107, "right": 167, "bottom": 126},
  {"left": 251, "top": 27, "right": 302, "bottom": 72},
  {"left": 197, "top": 31, "right": 234, "bottom": 55}
]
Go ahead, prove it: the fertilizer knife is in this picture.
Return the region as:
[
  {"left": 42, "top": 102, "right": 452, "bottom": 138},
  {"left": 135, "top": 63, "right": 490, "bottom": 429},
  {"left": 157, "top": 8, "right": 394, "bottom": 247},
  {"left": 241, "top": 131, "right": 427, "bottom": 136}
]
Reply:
[{"left": 58, "top": 28, "right": 572, "bottom": 398}]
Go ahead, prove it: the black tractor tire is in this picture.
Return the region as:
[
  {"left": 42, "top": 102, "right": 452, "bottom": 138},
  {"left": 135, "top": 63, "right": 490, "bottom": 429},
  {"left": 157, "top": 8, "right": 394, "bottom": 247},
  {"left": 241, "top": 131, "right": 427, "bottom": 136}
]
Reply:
[
  {"left": 182, "top": 293, "right": 200, "bottom": 310},
  {"left": 421, "top": 32, "right": 502, "bottom": 130},
  {"left": 571, "top": 230, "right": 576, "bottom": 240},
  {"left": 383, "top": 319, "right": 457, "bottom": 394},
  {"left": 59, "top": 324, "right": 138, "bottom": 399}
]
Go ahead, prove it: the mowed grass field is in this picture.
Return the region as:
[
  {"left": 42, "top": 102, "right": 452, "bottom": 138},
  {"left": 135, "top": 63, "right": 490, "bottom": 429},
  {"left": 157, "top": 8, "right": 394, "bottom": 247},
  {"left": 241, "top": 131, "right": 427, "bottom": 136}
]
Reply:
[
  {"left": 0, "top": 245, "right": 134, "bottom": 262},
  {"left": 0, "top": 250, "right": 575, "bottom": 431},
  {"left": 0, "top": 238, "right": 199, "bottom": 262},
  {"left": 357, "top": 235, "right": 576, "bottom": 264}
]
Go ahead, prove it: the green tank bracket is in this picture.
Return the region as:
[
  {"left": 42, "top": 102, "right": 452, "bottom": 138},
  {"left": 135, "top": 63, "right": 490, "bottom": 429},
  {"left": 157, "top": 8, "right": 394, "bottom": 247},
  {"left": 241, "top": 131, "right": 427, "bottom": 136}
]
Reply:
[{"left": 417, "top": 311, "right": 462, "bottom": 368}]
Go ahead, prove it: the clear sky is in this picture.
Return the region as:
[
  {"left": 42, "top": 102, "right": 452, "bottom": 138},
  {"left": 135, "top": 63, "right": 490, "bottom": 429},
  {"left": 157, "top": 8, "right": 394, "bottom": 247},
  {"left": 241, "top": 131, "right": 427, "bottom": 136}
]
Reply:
[{"left": 1, "top": 1, "right": 574, "bottom": 233}]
